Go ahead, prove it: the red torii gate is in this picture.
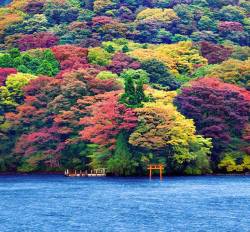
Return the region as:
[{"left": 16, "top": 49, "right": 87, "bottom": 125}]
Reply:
[{"left": 147, "top": 164, "right": 164, "bottom": 180}]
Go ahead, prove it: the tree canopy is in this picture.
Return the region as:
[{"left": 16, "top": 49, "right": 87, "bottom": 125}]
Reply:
[{"left": 0, "top": 0, "right": 249, "bottom": 175}]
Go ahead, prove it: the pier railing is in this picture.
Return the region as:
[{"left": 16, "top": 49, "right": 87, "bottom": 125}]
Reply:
[{"left": 64, "top": 168, "right": 107, "bottom": 177}]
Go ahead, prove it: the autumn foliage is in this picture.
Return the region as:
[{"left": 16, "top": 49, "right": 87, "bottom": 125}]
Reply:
[
  {"left": 200, "top": 41, "right": 232, "bottom": 64},
  {"left": 51, "top": 45, "right": 88, "bottom": 71},
  {"left": 79, "top": 91, "right": 138, "bottom": 149},
  {"left": 0, "top": 0, "right": 249, "bottom": 174},
  {"left": 17, "top": 32, "right": 59, "bottom": 51},
  {"left": 175, "top": 78, "right": 250, "bottom": 158},
  {"left": 0, "top": 68, "right": 17, "bottom": 86}
]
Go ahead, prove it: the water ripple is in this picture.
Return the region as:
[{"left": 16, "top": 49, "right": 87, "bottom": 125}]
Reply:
[{"left": 0, "top": 175, "right": 249, "bottom": 232}]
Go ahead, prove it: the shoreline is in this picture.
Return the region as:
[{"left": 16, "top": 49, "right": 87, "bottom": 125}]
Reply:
[{"left": 0, "top": 171, "right": 249, "bottom": 177}]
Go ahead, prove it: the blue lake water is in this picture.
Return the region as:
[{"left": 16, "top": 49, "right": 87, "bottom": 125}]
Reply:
[
  {"left": 0, "top": 0, "right": 12, "bottom": 7},
  {"left": 0, "top": 175, "right": 249, "bottom": 232}
]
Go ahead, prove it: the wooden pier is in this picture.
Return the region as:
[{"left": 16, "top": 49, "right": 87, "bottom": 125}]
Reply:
[
  {"left": 147, "top": 164, "right": 164, "bottom": 180},
  {"left": 64, "top": 168, "right": 107, "bottom": 177}
]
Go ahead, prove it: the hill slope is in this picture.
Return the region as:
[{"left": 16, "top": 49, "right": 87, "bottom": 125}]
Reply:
[{"left": 0, "top": 0, "right": 249, "bottom": 175}]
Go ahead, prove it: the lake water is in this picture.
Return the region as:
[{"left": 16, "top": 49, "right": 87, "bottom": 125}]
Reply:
[
  {"left": 0, "top": 175, "right": 249, "bottom": 232},
  {"left": 0, "top": 0, "right": 12, "bottom": 7}
]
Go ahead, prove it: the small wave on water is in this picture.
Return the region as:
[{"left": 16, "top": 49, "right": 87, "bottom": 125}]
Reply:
[
  {"left": 0, "top": 0, "right": 12, "bottom": 7},
  {"left": 0, "top": 175, "right": 250, "bottom": 232}
]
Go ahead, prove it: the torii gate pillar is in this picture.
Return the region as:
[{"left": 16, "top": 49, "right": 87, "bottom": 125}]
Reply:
[{"left": 147, "top": 164, "right": 164, "bottom": 180}]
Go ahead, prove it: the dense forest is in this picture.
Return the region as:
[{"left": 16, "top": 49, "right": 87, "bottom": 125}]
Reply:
[{"left": 0, "top": 0, "right": 249, "bottom": 175}]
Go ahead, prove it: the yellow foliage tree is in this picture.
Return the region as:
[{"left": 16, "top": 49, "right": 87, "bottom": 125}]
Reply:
[
  {"left": 88, "top": 47, "right": 112, "bottom": 66},
  {"left": 136, "top": 8, "right": 179, "bottom": 24},
  {"left": 102, "top": 39, "right": 146, "bottom": 53},
  {"left": 0, "top": 73, "right": 37, "bottom": 108},
  {"left": 93, "top": 0, "right": 115, "bottom": 13},
  {"left": 129, "top": 88, "right": 212, "bottom": 174},
  {"left": 129, "top": 41, "right": 207, "bottom": 75},
  {"left": 205, "top": 59, "right": 250, "bottom": 89},
  {"left": 219, "top": 153, "right": 250, "bottom": 173},
  {"left": 7, "top": 0, "right": 30, "bottom": 10},
  {"left": 129, "top": 89, "right": 195, "bottom": 150},
  {"left": 0, "top": 10, "right": 24, "bottom": 37}
]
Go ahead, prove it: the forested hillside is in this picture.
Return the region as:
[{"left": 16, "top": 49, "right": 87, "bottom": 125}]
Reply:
[{"left": 0, "top": 0, "right": 249, "bottom": 175}]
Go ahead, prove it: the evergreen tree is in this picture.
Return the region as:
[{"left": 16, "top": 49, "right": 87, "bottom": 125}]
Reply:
[
  {"left": 122, "top": 45, "right": 129, "bottom": 53},
  {"left": 107, "top": 133, "right": 137, "bottom": 176},
  {"left": 135, "top": 79, "right": 145, "bottom": 104},
  {"left": 120, "top": 75, "right": 147, "bottom": 107},
  {"left": 9, "top": 48, "right": 21, "bottom": 59},
  {"left": 0, "top": 54, "right": 13, "bottom": 68},
  {"left": 106, "top": 45, "right": 115, "bottom": 53},
  {"left": 120, "top": 76, "right": 137, "bottom": 106},
  {"left": 17, "top": 65, "right": 30, "bottom": 73}
]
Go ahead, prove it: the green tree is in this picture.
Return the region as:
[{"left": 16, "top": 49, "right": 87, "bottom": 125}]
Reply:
[
  {"left": 0, "top": 73, "right": 37, "bottom": 112},
  {"left": 96, "top": 71, "right": 118, "bottom": 80},
  {"left": 120, "top": 69, "right": 148, "bottom": 107},
  {"left": 122, "top": 45, "right": 129, "bottom": 53},
  {"left": 88, "top": 47, "right": 112, "bottom": 66},
  {"left": 0, "top": 54, "right": 13, "bottom": 68},
  {"left": 198, "top": 16, "right": 217, "bottom": 31},
  {"left": 135, "top": 79, "right": 145, "bottom": 104},
  {"left": 219, "top": 152, "right": 250, "bottom": 173},
  {"left": 0, "top": 49, "right": 59, "bottom": 76},
  {"left": 181, "top": 136, "right": 212, "bottom": 175},
  {"left": 17, "top": 65, "right": 31, "bottom": 73},
  {"left": 120, "top": 69, "right": 149, "bottom": 84},
  {"left": 218, "top": 6, "right": 246, "bottom": 23},
  {"left": 9, "top": 48, "right": 21, "bottom": 59},
  {"left": 36, "top": 60, "right": 54, "bottom": 77},
  {"left": 105, "top": 45, "right": 115, "bottom": 53},
  {"left": 107, "top": 133, "right": 137, "bottom": 176},
  {"left": 120, "top": 76, "right": 137, "bottom": 106},
  {"left": 141, "top": 59, "right": 180, "bottom": 90}
]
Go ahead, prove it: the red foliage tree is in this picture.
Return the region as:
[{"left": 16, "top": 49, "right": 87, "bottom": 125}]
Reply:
[
  {"left": 51, "top": 45, "right": 88, "bottom": 70},
  {"left": 5, "top": 76, "right": 65, "bottom": 166},
  {"left": 23, "top": 0, "right": 46, "bottom": 14},
  {"left": 200, "top": 41, "right": 233, "bottom": 64},
  {"left": 59, "top": 68, "right": 122, "bottom": 94},
  {"left": 15, "top": 128, "right": 60, "bottom": 156},
  {"left": 242, "top": 124, "right": 250, "bottom": 155},
  {"left": 169, "top": 0, "right": 193, "bottom": 7},
  {"left": 0, "top": 68, "right": 17, "bottom": 86},
  {"left": 175, "top": 78, "right": 250, "bottom": 156},
  {"left": 17, "top": 32, "right": 59, "bottom": 51},
  {"left": 218, "top": 21, "right": 244, "bottom": 32},
  {"left": 107, "top": 52, "right": 141, "bottom": 74},
  {"left": 14, "top": 127, "right": 64, "bottom": 168},
  {"left": 23, "top": 76, "right": 53, "bottom": 96},
  {"left": 79, "top": 91, "right": 138, "bottom": 149},
  {"left": 6, "top": 67, "right": 123, "bottom": 167},
  {"left": 92, "top": 16, "right": 119, "bottom": 26}
]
